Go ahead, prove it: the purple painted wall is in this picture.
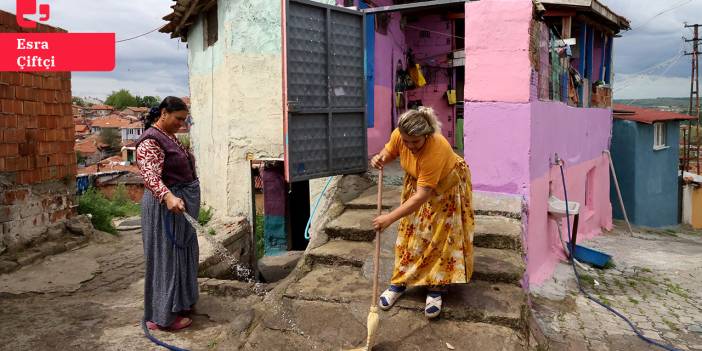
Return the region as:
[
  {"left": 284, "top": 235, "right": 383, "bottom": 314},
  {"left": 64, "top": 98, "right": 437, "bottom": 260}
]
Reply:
[
  {"left": 404, "top": 15, "right": 455, "bottom": 146},
  {"left": 367, "top": 4, "right": 456, "bottom": 154},
  {"left": 368, "top": 7, "right": 405, "bottom": 155}
]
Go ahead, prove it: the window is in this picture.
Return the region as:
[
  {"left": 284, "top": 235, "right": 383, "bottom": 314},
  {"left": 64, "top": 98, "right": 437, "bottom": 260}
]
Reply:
[
  {"left": 203, "top": 4, "right": 218, "bottom": 48},
  {"left": 653, "top": 122, "right": 667, "bottom": 150}
]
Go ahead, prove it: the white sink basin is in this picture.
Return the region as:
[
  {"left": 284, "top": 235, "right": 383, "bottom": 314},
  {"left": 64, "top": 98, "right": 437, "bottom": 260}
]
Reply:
[{"left": 548, "top": 196, "right": 580, "bottom": 217}]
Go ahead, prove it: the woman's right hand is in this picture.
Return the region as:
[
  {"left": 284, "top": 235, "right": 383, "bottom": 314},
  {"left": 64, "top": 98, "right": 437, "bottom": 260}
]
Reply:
[
  {"left": 164, "top": 192, "right": 185, "bottom": 214},
  {"left": 370, "top": 153, "right": 385, "bottom": 170}
]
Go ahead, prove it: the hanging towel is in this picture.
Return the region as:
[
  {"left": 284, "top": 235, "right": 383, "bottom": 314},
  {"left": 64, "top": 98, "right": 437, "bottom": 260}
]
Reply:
[{"left": 408, "top": 64, "right": 426, "bottom": 88}]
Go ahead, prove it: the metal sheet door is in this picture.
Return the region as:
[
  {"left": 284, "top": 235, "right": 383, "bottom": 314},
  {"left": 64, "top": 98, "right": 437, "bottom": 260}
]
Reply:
[{"left": 284, "top": 0, "right": 367, "bottom": 182}]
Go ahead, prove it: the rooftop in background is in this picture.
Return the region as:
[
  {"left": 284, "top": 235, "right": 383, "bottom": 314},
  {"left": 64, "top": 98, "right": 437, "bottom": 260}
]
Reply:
[
  {"left": 124, "top": 107, "right": 149, "bottom": 113},
  {"left": 91, "top": 115, "right": 132, "bottom": 128},
  {"left": 613, "top": 104, "right": 696, "bottom": 124},
  {"left": 89, "top": 104, "right": 114, "bottom": 111},
  {"left": 122, "top": 121, "right": 145, "bottom": 129},
  {"left": 77, "top": 156, "right": 139, "bottom": 176},
  {"left": 74, "top": 135, "right": 107, "bottom": 155}
]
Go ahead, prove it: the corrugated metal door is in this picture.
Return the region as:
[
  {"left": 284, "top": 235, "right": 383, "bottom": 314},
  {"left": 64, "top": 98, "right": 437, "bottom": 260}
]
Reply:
[{"left": 285, "top": 0, "right": 367, "bottom": 182}]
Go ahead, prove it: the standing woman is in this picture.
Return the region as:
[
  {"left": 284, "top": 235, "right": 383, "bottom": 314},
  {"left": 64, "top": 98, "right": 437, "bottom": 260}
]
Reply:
[
  {"left": 137, "top": 96, "right": 200, "bottom": 330},
  {"left": 371, "top": 107, "right": 474, "bottom": 319}
]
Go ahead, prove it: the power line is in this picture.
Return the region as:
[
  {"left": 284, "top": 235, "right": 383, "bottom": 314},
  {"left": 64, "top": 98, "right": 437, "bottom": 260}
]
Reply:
[
  {"left": 116, "top": 24, "right": 167, "bottom": 43},
  {"left": 630, "top": 0, "right": 695, "bottom": 31}
]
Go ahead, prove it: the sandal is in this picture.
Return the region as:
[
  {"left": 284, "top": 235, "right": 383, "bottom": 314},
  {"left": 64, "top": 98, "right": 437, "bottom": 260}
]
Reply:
[
  {"left": 425, "top": 292, "right": 442, "bottom": 319},
  {"left": 379, "top": 285, "right": 406, "bottom": 310},
  {"left": 146, "top": 316, "right": 192, "bottom": 331}
]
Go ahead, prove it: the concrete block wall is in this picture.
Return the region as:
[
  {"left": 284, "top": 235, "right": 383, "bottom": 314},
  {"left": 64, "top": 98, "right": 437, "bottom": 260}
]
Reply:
[{"left": 0, "top": 10, "right": 76, "bottom": 254}]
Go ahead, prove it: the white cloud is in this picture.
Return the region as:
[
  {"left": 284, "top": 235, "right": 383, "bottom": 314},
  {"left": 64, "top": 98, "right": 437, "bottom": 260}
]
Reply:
[
  {"left": 613, "top": 74, "right": 690, "bottom": 100},
  {"left": 0, "top": 0, "right": 188, "bottom": 99}
]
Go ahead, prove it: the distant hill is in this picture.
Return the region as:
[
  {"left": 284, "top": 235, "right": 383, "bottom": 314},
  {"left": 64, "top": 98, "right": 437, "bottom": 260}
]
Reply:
[{"left": 614, "top": 97, "right": 693, "bottom": 115}]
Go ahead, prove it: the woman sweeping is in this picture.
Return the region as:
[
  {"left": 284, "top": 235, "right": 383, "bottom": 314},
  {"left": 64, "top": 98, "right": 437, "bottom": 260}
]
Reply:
[
  {"left": 137, "top": 96, "right": 200, "bottom": 331},
  {"left": 371, "top": 107, "right": 474, "bottom": 319}
]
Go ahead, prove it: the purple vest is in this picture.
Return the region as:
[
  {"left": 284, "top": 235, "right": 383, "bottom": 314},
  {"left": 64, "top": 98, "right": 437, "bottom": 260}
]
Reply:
[{"left": 137, "top": 127, "right": 197, "bottom": 187}]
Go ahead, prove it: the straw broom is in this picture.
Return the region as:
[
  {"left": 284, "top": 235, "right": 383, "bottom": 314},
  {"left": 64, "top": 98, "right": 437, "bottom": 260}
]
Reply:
[{"left": 348, "top": 168, "right": 383, "bottom": 351}]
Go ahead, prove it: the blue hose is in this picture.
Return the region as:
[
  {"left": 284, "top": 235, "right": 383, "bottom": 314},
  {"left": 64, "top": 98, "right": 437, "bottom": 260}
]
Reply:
[
  {"left": 304, "top": 176, "right": 334, "bottom": 240},
  {"left": 141, "top": 318, "right": 190, "bottom": 351},
  {"left": 558, "top": 162, "right": 682, "bottom": 351}
]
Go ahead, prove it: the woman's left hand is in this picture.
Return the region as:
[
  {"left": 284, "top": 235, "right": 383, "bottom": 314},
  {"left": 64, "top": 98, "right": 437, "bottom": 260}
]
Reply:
[{"left": 373, "top": 214, "right": 394, "bottom": 232}]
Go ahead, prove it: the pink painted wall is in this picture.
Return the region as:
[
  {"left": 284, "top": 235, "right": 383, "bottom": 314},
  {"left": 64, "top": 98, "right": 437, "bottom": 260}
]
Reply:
[
  {"left": 464, "top": 0, "right": 533, "bottom": 103},
  {"left": 527, "top": 156, "right": 613, "bottom": 285},
  {"left": 463, "top": 0, "right": 534, "bottom": 195},
  {"left": 526, "top": 100, "right": 614, "bottom": 285},
  {"left": 464, "top": 102, "right": 531, "bottom": 195},
  {"left": 461, "top": 0, "right": 616, "bottom": 287}
]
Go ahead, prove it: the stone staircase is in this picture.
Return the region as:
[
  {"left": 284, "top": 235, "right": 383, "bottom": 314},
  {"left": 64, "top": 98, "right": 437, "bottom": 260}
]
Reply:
[{"left": 244, "top": 183, "right": 530, "bottom": 350}]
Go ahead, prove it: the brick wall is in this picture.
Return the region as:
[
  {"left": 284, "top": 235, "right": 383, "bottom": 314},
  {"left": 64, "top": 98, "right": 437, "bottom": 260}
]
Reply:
[{"left": 0, "top": 10, "right": 77, "bottom": 254}]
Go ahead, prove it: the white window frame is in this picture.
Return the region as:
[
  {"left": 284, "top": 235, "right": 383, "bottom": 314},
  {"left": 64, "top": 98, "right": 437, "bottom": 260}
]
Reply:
[{"left": 653, "top": 122, "right": 667, "bottom": 150}]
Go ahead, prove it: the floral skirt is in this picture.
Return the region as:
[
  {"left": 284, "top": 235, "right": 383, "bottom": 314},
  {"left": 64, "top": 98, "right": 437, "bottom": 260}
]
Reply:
[{"left": 391, "top": 160, "right": 474, "bottom": 287}]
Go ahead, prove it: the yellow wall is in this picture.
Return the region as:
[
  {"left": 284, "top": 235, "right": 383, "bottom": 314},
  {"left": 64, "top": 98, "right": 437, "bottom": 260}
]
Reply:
[{"left": 692, "top": 186, "right": 702, "bottom": 229}]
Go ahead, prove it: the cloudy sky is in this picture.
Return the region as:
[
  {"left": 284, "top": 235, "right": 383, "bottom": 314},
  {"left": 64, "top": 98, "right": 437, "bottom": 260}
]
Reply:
[
  {"left": 606, "top": 0, "right": 701, "bottom": 99},
  {"left": 0, "top": 0, "right": 189, "bottom": 101},
  {"left": 0, "top": 0, "right": 699, "bottom": 100}
]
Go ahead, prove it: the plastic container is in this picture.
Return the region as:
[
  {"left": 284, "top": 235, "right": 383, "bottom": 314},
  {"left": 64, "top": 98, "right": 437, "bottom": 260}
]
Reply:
[{"left": 569, "top": 243, "right": 612, "bottom": 268}]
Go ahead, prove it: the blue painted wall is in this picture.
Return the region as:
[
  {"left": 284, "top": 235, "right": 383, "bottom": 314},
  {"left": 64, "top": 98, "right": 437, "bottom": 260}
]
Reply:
[{"left": 610, "top": 120, "right": 680, "bottom": 227}]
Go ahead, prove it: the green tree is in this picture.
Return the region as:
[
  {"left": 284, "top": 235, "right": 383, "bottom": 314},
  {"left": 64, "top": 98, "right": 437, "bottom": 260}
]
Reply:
[
  {"left": 141, "top": 96, "right": 160, "bottom": 107},
  {"left": 100, "top": 128, "right": 122, "bottom": 154},
  {"left": 72, "top": 96, "right": 86, "bottom": 107},
  {"left": 105, "top": 89, "right": 138, "bottom": 109}
]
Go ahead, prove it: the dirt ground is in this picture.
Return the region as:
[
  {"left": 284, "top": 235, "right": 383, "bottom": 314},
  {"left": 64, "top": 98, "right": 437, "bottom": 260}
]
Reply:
[{"left": 0, "top": 228, "right": 262, "bottom": 351}]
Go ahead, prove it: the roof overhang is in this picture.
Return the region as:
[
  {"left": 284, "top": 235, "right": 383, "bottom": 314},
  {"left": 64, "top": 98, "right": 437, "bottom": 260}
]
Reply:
[
  {"left": 539, "top": 0, "right": 630, "bottom": 32},
  {"left": 160, "top": 0, "right": 217, "bottom": 41}
]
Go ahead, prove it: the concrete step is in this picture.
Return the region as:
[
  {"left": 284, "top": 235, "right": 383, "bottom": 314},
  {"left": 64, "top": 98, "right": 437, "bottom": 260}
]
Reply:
[
  {"left": 307, "top": 240, "right": 525, "bottom": 285},
  {"left": 473, "top": 191, "right": 523, "bottom": 220},
  {"left": 345, "top": 185, "right": 403, "bottom": 210},
  {"left": 306, "top": 240, "right": 374, "bottom": 268},
  {"left": 283, "top": 265, "right": 526, "bottom": 330},
  {"left": 345, "top": 186, "right": 522, "bottom": 219},
  {"left": 474, "top": 215, "right": 522, "bottom": 250},
  {"left": 248, "top": 297, "right": 526, "bottom": 350},
  {"left": 327, "top": 209, "right": 523, "bottom": 250},
  {"left": 325, "top": 209, "right": 378, "bottom": 242}
]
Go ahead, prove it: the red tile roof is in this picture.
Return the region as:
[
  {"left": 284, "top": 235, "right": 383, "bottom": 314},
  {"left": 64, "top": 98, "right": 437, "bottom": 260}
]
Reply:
[
  {"left": 75, "top": 124, "right": 90, "bottom": 134},
  {"left": 122, "top": 121, "right": 144, "bottom": 129},
  {"left": 91, "top": 114, "right": 132, "bottom": 128},
  {"left": 90, "top": 104, "right": 114, "bottom": 110},
  {"left": 124, "top": 107, "right": 149, "bottom": 113},
  {"left": 75, "top": 137, "right": 99, "bottom": 155},
  {"left": 77, "top": 156, "right": 140, "bottom": 175},
  {"left": 613, "top": 105, "right": 696, "bottom": 124}
]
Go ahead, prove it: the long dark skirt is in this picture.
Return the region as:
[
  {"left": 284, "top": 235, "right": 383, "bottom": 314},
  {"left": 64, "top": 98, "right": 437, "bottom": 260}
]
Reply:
[{"left": 141, "top": 179, "right": 200, "bottom": 326}]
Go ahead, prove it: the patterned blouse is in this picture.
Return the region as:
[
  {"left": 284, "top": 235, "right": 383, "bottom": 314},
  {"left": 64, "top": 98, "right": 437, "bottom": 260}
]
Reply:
[{"left": 136, "top": 126, "right": 189, "bottom": 202}]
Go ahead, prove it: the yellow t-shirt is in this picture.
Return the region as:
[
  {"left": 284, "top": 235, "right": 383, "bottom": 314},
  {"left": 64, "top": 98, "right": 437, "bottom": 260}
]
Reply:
[{"left": 384, "top": 129, "right": 459, "bottom": 189}]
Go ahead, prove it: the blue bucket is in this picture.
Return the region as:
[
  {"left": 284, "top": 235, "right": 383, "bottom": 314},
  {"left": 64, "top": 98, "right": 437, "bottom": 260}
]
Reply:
[{"left": 568, "top": 243, "right": 612, "bottom": 268}]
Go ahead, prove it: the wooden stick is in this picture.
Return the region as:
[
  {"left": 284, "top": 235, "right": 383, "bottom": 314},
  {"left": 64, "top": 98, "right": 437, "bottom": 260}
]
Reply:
[{"left": 371, "top": 168, "right": 383, "bottom": 307}]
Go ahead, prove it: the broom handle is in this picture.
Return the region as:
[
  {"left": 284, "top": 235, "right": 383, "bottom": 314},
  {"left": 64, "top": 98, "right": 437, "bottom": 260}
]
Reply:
[{"left": 371, "top": 168, "right": 383, "bottom": 307}]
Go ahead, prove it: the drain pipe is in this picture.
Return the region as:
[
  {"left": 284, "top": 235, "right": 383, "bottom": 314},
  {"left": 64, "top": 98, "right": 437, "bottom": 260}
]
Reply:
[{"left": 603, "top": 150, "right": 634, "bottom": 236}]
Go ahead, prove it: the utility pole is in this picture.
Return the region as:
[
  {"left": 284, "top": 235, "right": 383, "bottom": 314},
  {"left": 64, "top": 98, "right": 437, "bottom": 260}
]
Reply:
[{"left": 685, "top": 24, "right": 701, "bottom": 174}]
